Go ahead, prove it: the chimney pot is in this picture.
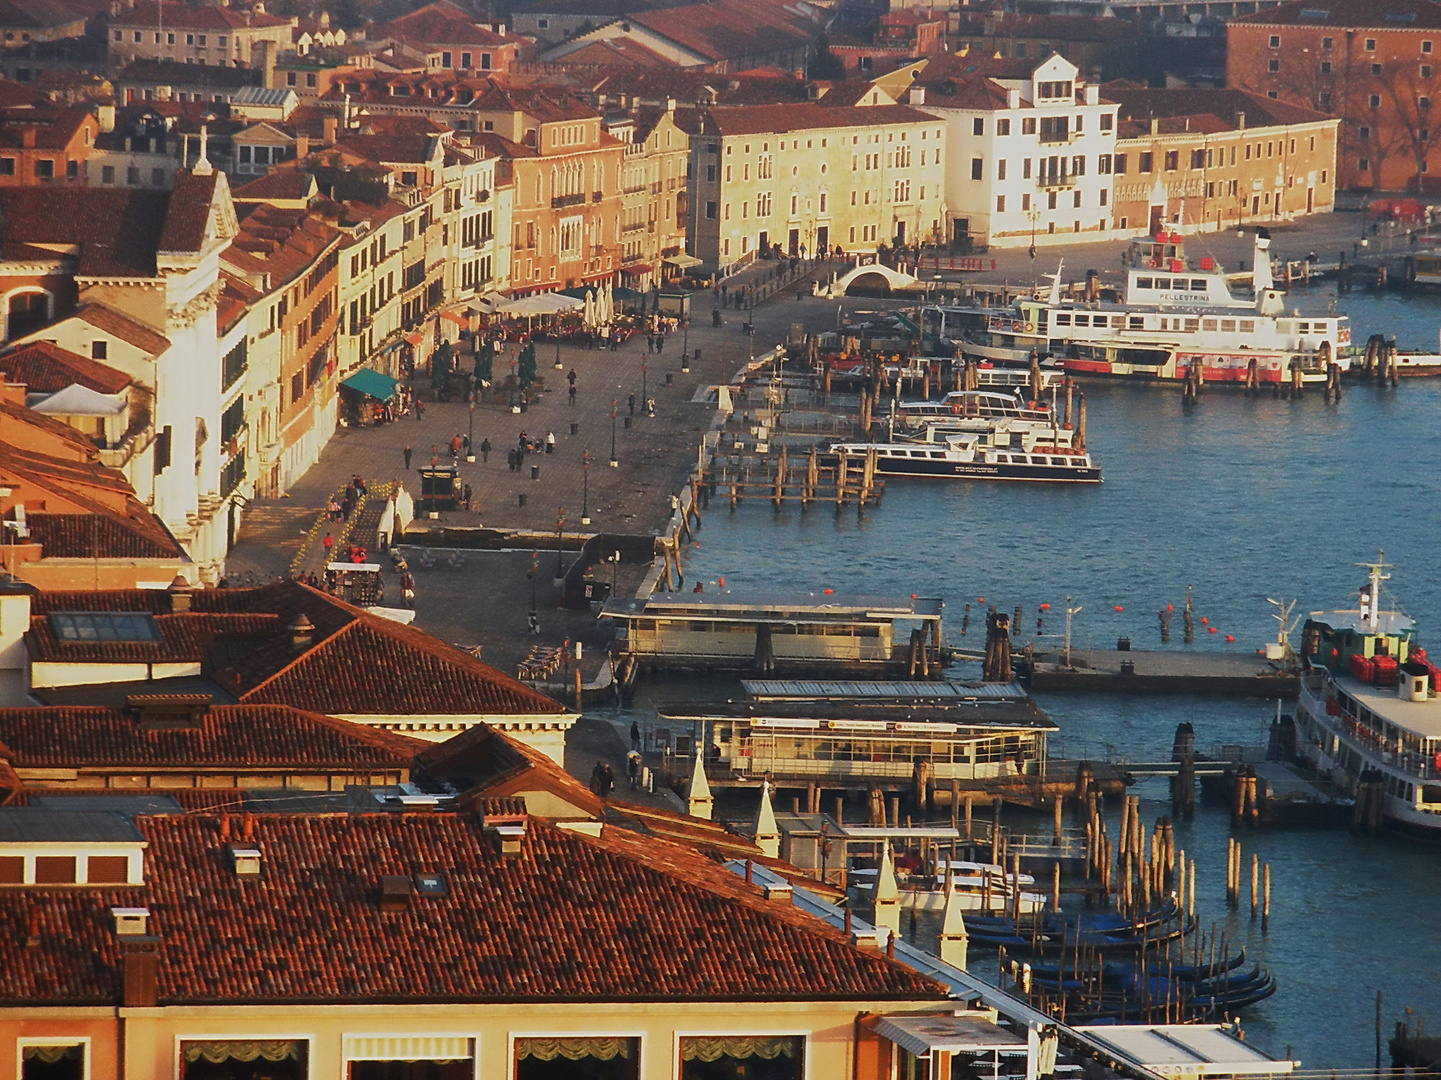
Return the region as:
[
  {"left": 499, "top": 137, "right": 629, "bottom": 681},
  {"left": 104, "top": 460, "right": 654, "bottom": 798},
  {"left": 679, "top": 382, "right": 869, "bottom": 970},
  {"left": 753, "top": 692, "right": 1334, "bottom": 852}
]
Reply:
[
  {"left": 290, "top": 615, "right": 314, "bottom": 650},
  {"left": 483, "top": 813, "right": 527, "bottom": 855},
  {"left": 111, "top": 907, "right": 150, "bottom": 936},
  {"left": 167, "top": 575, "right": 192, "bottom": 612},
  {"left": 242, "top": 812, "right": 255, "bottom": 842},
  {"left": 229, "top": 845, "right": 262, "bottom": 876},
  {"left": 762, "top": 883, "right": 793, "bottom": 903},
  {"left": 121, "top": 937, "right": 159, "bottom": 1007}
]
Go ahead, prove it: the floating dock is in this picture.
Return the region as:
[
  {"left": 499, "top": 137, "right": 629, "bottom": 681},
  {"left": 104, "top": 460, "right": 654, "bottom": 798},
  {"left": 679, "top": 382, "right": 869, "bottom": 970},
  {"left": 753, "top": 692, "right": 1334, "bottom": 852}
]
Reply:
[{"left": 1020, "top": 647, "right": 1298, "bottom": 697}]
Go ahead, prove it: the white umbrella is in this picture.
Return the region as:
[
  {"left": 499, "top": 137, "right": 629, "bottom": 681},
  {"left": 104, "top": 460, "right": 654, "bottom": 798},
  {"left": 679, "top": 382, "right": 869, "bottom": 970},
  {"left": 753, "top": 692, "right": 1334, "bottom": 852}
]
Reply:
[{"left": 583, "top": 288, "right": 596, "bottom": 328}]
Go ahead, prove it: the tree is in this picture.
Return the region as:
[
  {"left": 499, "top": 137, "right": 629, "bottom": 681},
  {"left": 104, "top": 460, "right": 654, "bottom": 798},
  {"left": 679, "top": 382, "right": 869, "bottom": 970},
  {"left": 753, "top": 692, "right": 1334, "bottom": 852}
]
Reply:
[
  {"left": 431, "top": 341, "right": 452, "bottom": 397},
  {"left": 475, "top": 340, "right": 494, "bottom": 385},
  {"left": 517, "top": 342, "right": 537, "bottom": 391}
]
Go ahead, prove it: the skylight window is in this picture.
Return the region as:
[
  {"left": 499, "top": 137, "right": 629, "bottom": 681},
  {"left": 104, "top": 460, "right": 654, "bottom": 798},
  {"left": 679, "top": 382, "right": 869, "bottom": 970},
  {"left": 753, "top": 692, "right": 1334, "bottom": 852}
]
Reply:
[
  {"left": 1386, "top": 11, "right": 1416, "bottom": 21},
  {"left": 49, "top": 612, "right": 162, "bottom": 643},
  {"left": 1299, "top": 8, "right": 1329, "bottom": 17}
]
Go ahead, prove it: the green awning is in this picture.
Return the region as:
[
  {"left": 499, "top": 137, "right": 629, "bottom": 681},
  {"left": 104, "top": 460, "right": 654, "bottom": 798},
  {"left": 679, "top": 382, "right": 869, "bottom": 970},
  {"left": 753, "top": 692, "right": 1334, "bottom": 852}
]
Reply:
[{"left": 341, "top": 368, "right": 399, "bottom": 401}]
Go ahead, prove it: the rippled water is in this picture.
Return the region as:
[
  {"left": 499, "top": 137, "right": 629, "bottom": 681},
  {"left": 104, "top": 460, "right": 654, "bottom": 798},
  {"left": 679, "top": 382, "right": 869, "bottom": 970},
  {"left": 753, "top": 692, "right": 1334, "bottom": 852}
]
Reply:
[{"left": 638, "top": 284, "right": 1441, "bottom": 1068}]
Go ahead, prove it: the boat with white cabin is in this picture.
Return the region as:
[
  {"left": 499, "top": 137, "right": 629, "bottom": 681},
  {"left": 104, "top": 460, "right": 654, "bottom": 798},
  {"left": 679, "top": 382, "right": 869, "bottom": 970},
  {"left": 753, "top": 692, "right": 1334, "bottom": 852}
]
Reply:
[
  {"left": 1293, "top": 556, "right": 1441, "bottom": 839},
  {"left": 831, "top": 430, "right": 1100, "bottom": 483}
]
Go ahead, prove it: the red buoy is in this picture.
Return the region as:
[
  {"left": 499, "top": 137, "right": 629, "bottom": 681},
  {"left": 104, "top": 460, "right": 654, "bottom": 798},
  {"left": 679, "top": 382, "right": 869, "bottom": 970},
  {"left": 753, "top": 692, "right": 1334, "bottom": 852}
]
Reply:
[
  {"left": 978, "top": 596, "right": 985, "bottom": 603},
  {"left": 718, "top": 576, "right": 725, "bottom": 588},
  {"left": 1225, "top": 634, "right": 1235, "bottom": 643},
  {"left": 1113, "top": 605, "right": 1124, "bottom": 612},
  {"left": 1209, "top": 626, "right": 1218, "bottom": 634},
  {"left": 1167, "top": 603, "right": 1174, "bottom": 614},
  {"left": 823, "top": 588, "right": 833, "bottom": 595},
  {"left": 1200, "top": 617, "right": 1209, "bottom": 625},
  {"left": 1039, "top": 603, "right": 1051, "bottom": 611}
]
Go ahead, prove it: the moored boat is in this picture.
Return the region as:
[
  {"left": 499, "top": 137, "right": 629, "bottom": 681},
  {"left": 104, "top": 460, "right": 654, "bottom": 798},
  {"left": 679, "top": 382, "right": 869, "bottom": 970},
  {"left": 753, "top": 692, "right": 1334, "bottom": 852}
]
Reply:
[
  {"left": 831, "top": 433, "right": 1100, "bottom": 484},
  {"left": 1293, "top": 556, "right": 1441, "bottom": 839}
]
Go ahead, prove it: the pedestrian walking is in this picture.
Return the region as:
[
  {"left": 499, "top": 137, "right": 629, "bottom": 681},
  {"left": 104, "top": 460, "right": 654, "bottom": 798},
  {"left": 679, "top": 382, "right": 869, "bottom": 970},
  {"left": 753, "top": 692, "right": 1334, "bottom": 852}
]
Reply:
[
  {"left": 628, "top": 393, "right": 636, "bottom": 416},
  {"left": 627, "top": 751, "right": 641, "bottom": 789},
  {"left": 403, "top": 445, "right": 412, "bottom": 470},
  {"left": 567, "top": 368, "right": 577, "bottom": 388},
  {"left": 630, "top": 721, "right": 641, "bottom": 752},
  {"left": 568, "top": 383, "right": 577, "bottom": 405},
  {"left": 507, "top": 448, "right": 517, "bottom": 471},
  {"left": 480, "top": 437, "right": 491, "bottom": 462},
  {"left": 451, "top": 433, "right": 462, "bottom": 459},
  {"left": 462, "top": 434, "right": 471, "bottom": 457},
  {"left": 545, "top": 431, "right": 555, "bottom": 454},
  {"left": 322, "top": 531, "right": 334, "bottom": 557},
  {"left": 400, "top": 570, "right": 416, "bottom": 608},
  {"left": 462, "top": 483, "right": 473, "bottom": 511},
  {"left": 416, "top": 400, "right": 425, "bottom": 422}
]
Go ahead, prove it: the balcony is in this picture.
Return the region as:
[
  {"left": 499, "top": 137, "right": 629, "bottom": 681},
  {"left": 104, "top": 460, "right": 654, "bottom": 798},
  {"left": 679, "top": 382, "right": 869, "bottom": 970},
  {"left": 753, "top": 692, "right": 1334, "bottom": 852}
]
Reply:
[
  {"left": 1036, "top": 172, "right": 1077, "bottom": 189},
  {"left": 592, "top": 190, "right": 604, "bottom": 202},
  {"left": 551, "top": 192, "right": 586, "bottom": 208}
]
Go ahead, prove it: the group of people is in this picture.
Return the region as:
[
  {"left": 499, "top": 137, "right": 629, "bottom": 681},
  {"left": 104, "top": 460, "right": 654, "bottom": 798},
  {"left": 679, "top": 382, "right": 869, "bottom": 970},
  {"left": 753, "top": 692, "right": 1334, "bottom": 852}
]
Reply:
[{"left": 506, "top": 431, "right": 555, "bottom": 471}]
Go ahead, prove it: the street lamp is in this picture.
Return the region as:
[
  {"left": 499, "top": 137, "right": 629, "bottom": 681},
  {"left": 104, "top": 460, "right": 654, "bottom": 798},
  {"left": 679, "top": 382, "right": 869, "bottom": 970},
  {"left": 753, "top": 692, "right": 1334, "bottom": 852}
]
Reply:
[
  {"left": 467, "top": 394, "right": 475, "bottom": 462},
  {"left": 681, "top": 317, "right": 690, "bottom": 373},
  {"left": 610, "top": 399, "right": 619, "bottom": 467},
  {"left": 508, "top": 358, "right": 517, "bottom": 411},
  {"left": 641, "top": 357, "right": 648, "bottom": 410},
  {"left": 555, "top": 506, "right": 566, "bottom": 583},
  {"left": 528, "top": 551, "right": 540, "bottom": 635},
  {"left": 581, "top": 451, "right": 591, "bottom": 525}
]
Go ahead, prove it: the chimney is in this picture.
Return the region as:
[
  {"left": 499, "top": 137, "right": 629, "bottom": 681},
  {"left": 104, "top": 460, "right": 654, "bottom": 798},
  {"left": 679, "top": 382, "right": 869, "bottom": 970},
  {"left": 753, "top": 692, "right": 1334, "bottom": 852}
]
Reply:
[
  {"left": 289, "top": 614, "right": 314, "bottom": 651},
  {"left": 97, "top": 103, "right": 115, "bottom": 133},
  {"left": 762, "top": 882, "right": 793, "bottom": 903},
  {"left": 128, "top": 693, "right": 211, "bottom": 730},
  {"left": 167, "top": 574, "right": 192, "bottom": 612},
  {"left": 111, "top": 906, "right": 151, "bottom": 936},
  {"left": 20, "top": 127, "right": 35, "bottom": 148},
  {"left": 1085, "top": 84, "right": 1098, "bottom": 105},
  {"left": 483, "top": 813, "right": 527, "bottom": 855},
  {"left": 380, "top": 875, "right": 413, "bottom": 911},
  {"left": 908, "top": 86, "right": 925, "bottom": 106},
  {"left": 1150, "top": 117, "right": 1159, "bottom": 136},
  {"left": 121, "top": 937, "right": 159, "bottom": 1007},
  {"left": 228, "top": 844, "right": 262, "bottom": 876},
  {"left": 295, "top": 134, "right": 309, "bottom": 158},
  {"left": 323, "top": 115, "right": 338, "bottom": 144},
  {"left": 1236, "top": 110, "right": 1246, "bottom": 131},
  {"left": 1007, "top": 88, "right": 1020, "bottom": 108}
]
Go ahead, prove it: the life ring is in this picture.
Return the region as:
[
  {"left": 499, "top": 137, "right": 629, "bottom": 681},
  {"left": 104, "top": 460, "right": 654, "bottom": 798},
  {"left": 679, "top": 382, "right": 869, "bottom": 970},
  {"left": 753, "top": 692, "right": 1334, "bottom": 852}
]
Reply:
[
  {"left": 1024, "top": 321, "right": 1036, "bottom": 333},
  {"left": 1147, "top": 258, "right": 1159, "bottom": 269},
  {"left": 950, "top": 400, "right": 963, "bottom": 415}
]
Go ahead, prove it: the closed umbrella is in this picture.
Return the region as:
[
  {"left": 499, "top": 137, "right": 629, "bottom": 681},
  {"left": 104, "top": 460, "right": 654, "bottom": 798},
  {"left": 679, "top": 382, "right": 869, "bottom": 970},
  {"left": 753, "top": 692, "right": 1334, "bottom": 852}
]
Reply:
[{"left": 583, "top": 288, "right": 597, "bottom": 329}]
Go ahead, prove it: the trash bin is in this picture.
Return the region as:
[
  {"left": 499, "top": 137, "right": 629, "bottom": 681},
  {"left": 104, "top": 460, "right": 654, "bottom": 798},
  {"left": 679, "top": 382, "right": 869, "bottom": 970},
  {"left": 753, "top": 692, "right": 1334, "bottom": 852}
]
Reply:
[
  {"left": 665, "top": 372, "right": 673, "bottom": 386},
  {"left": 531, "top": 465, "right": 540, "bottom": 480},
  {"left": 518, "top": 493, "right": 527, "bottom": 507},
  {"left": 570, "top": 422, "right": 579, "bottom": 435},
  {"left": 624, "top": 416, "right": 632, "bottom": 428},
  {"left": 712, "top": 309, "right": 722, "bottom": 327}
]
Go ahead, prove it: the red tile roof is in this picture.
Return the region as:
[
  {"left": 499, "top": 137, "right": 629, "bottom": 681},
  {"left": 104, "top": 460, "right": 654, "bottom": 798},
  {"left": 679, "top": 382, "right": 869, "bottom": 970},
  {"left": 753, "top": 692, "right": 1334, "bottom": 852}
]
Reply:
[
  {"left": 700, "top": 102, "right": 938, "bottom": 137},
  {"left": 111, "top": 2, "right": 288, "bottom": 31},
  {"left": 1230, "top": 0, "right": 1441, "bottom": 27},
  {"left": 0, "top": 187, "right": 171, "bottom": 279},
  {"left": 29, "top": 581, "right": 568, "bottom": 719},
  {"left": 26, "top": 612, "right": 279, "bottom": 665},
  {"left": 1102, "top": 83, "right": 1335, "bottom": 130},
  {"left": 0, "top": 106, "right": 92, "bottom": 151},
  {"left": 0, "top": 704, "right": 422, "bottom": 771},
  {"left": 0, "top": 341, "right": 132, "bottom": 395},
  {"left": 627, "top": 0, "right": 821, "bottom": 63},
  {"left": 0, "top": 813, "right": 949, "bottom": 1005},
  {"left": 68, "top": 304, "right": 171, "bottom": 355},
  {"left": 420, "top": 723, "right": 604, "bottom": 817},
  {"left": 157, "top": 170, "right": 219, "bottom": 255},
  {"left": 22, "top": 513, "right": 182, "bottom": 560},
  {"left": 368, "top": 1, "right": 511, "bottom": 48}
]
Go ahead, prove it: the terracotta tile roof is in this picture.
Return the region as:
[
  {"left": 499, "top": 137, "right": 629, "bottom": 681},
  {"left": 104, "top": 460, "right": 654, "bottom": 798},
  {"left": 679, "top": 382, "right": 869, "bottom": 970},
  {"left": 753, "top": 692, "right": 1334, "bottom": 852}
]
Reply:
[
  {"left": 29, "top": 582, "right": 568, "bottom": 719},
  {"left": 0, "top": 704, "right": 422, "bottom": 771},
  {"left": 584, "top": 67, "right": 813, "bottom": 108},
  {"left": 117, "top": 59, "right": 262, "bottom": 91},
  {"left": 0, "top": 187, "right": 171, "bottom": 279},
  {"left": 0, "top": 106, "right": 91, "bottom": 151},
  {"left": 0, "top": 813, "right": 949, "bottom": 1005},
  {"left": 68, "top": 304, "right": 171, "bottom": 355},
  {"left": 232, "top": 170, "right": 317, "bottom": 202},
  {"left": 22, "top": 514, "right": 182, "bottom": 560},
  {"left": 952, "top": 12, "right": 1136, "bottom": 42},
  {"left": 913, "top": 56, "right": 1012, "bottom": 110},
  {"left": 561, "top": 38, "right": 675, "bottom": 68},
  {"left": 0, "top": 341, "right": 132, "bottom": 395},
  {"left": 331, "top": 132, "right": 441, "bottom": 164},
  {"left": 27, "top": 612, "right": 279, "bottom": 665},
  {"left": 369, "top": 1, "right": 510, "bottom": 48},
  {"left": 157, "top": 170, "right": 218, "bottom": 255},
  {"left": 111, "top": 2, "right": 288, "bottom": 31},
  {"left": 1231, "top": 0, "right": 1441, "bottom": 27},
  {"left": 0, "top": 0, "right": 87, "bottom": 32},
  {"left": 420, "top": 723, "right": 604, "bottom": 817},
  {"left": 699, "top": 102, "right": 938, "bottom": 137},
  {"left": 1103, "top": 83, "right": 1335, "bottom": 130},
  {"left": 628, "top": 0, "right": 821, "bottom": 63}
]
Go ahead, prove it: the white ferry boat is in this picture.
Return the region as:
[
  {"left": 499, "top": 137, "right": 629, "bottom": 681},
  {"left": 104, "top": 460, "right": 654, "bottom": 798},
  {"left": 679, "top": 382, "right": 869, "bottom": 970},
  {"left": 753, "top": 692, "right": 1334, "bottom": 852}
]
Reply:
[
  {"left": 1294, "top": 558, "right": 1441, "bottom": 839},
  {"left": 893, "top": 389, "right": 1055, "bottom": 426},
  {"left": 831, "top": 432, "right": 1100, "bottom": 483},
  {"left": 1049, "top": 230, "right": 1352, "bottom": 384}
]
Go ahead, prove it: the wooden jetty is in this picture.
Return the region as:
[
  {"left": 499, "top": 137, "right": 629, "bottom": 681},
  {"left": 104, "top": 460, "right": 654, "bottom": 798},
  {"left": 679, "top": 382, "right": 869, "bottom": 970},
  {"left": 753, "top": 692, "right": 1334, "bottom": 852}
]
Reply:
[
  {"left": 708, "top": 444, "right": 884, "bottom": 510},
  {"left": 1020, "top": 647, "right": 1298, "bottom": 697}
]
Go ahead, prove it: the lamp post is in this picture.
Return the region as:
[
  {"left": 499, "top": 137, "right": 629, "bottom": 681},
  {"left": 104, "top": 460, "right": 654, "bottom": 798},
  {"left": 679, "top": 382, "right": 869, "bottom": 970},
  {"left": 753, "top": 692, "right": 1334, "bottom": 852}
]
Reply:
[
  {"left": 641, "top": 357, "right": 648, "bottom": 409},
  {"left": 528, "top": 551, "right": 539, "bottom": 635},
  {"left": 508, "top": 358, "right": 517, "bottom": 411},
  {"left": 466, "top": 394, "right": 475, "bottom": 461},
  {"left": 581, "top": 451, "right": 591, "bottom": 525},
  {"left": 555, "top": 506, "right": 566, "bottom": 583},
  {"left": 681, "top": 317, "right": 690, "bottom": 372},
  {"left": 611, "top": 549, "right": 620, "bottom": 594},
  {"left": 610, "top": 399, "right": 619, "bottom": 467}
]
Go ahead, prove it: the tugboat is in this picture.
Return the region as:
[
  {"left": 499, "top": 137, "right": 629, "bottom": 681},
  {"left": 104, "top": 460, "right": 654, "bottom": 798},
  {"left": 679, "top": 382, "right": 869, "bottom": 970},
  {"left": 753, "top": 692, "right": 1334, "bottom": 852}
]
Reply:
[{"left": 1293, "top": 555, "right": 1441, "bottom": 839}]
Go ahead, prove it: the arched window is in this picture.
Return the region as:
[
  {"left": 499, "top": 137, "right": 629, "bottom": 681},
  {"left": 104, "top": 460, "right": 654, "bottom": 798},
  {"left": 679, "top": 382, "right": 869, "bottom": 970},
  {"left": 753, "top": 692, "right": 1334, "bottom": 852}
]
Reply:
[{"left": 6, "top": 291, "right": 50, "bottom": 341}]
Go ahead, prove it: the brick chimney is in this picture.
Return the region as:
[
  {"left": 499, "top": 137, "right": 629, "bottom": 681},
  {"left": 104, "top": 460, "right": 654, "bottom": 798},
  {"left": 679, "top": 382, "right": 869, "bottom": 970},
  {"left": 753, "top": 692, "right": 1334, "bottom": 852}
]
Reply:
[
  {"left": 323, "top": 115, "right": 338, "bottom": 144},
  {"left": 122, "top": 937, "right": 159, "bottom": 1007},
  {"left": 295, "top": 134, "right": 309, "bottom": 158}
]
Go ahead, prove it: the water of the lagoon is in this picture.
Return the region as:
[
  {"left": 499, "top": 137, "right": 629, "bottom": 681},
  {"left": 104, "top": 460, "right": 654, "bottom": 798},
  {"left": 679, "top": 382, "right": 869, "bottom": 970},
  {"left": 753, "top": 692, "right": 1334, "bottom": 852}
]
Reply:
[{"left": 618, "top": 283, "right": 1441, "bottom": 1070}]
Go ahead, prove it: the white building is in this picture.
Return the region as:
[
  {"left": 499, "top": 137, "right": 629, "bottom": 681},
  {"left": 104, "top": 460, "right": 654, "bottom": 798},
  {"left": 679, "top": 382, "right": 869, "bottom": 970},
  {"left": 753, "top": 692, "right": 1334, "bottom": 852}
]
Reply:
[{"left": 916, "top": 53, "right": 1117, "bottom": 250}]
